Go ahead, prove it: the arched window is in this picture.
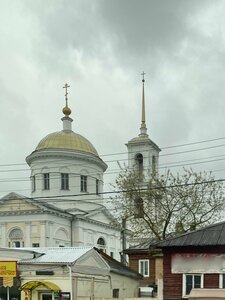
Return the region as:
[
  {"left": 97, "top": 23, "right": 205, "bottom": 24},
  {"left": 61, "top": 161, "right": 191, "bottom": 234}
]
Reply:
[
  {"left": 135, "top": 153, "right": 143, "bottom": 176},
  {"left": 97, "top": 237, "right": 105, "bottom": 245},
  {"left": 8, "top": 228, "right": 24, "bottom": 248},
  {"left": 97, "top": 237, "right": 106, "bottom": 251}
]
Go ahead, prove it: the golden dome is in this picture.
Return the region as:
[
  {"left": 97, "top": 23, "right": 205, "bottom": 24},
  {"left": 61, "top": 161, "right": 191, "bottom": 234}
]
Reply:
[{"left": 36, "top": 130, "right": 98, "bottom": 156}]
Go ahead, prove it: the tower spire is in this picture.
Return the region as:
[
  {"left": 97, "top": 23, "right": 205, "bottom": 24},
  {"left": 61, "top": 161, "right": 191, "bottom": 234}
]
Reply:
[{"left": 139, "top": 72, "right": 148, "bottom": 136}]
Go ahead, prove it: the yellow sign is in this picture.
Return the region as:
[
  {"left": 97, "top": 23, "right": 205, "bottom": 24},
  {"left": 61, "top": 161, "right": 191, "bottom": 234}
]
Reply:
[{"left": 0, "top": 261, "right": 17, "bottom": 277}]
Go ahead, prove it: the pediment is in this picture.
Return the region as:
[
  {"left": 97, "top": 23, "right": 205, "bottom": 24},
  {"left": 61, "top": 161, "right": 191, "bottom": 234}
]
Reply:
[
  {"left": 74, "top": 248, "right": 110, "bottom": 275},
  {"left": 85, "top": 207, "right": 119, "bottom": 226},
  {"left": 0, "top": 192, "right": 45, "bottom": 213}
]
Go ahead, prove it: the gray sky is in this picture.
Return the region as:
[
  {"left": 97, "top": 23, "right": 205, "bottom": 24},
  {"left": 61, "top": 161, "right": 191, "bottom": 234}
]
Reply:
[{"left": 1, "top": 0, "right": 225, "bottom": 197}]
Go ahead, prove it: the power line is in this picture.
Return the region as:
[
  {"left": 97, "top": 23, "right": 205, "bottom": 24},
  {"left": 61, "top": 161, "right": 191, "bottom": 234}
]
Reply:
[
  {"left": 22, "top": 177, "right": 225, "bottom": 203},
  {"left": 1, "top": 136, "right": 225, "bottom": 168}
]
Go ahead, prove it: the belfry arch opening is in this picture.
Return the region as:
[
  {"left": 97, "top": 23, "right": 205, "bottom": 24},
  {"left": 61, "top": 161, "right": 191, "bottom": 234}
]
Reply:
[{"left": 135, "top": 153, "right": 143, "bottom": 176}]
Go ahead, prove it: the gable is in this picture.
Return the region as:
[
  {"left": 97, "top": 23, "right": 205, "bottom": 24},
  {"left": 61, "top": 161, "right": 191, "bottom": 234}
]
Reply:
[
  {"left": 0, "top": 197, "right": 41, "bottom": 214},
  {"left": 84, "top": 208, "right": 119, "bottom": 227},
  {"left": 75, "top": 249, "right": 110, "bottom": 276},
  {"left": 86, "top": 210, "right": 112, "bottom": 224}
]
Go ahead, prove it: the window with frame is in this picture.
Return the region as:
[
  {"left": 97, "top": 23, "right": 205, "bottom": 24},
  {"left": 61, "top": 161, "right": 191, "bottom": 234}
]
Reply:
[
  {"left": 43, "top": 173, "right": 50, "bottom": 190},
  {"left": 219, "top": 274, "right": 225, "bottom": 288},
  {"left": 113, "top": 289, "right": 119, "bottom": 298},
  {"left": 31, "top": 175, "right": 36, "bottom": 192},
  {"left": 61, "top": 173, "right": 69, "bottom": 190},
  {"left": 183, "top": 274, "right": 203, "bottom": 297},
  {"left": 32, "top": 243, "right": 39, "bottom": 247},
  {"left": 81, "top": 175, "right": 87, "bottom": 192},
  {"left": 139, "top": 259, "right": 149, "bottom": 277}
]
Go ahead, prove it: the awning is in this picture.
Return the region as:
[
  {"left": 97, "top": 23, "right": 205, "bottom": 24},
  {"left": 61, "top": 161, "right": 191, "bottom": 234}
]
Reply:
[{"left": 21, "top": 281, "right": 60, "bottom": 291}]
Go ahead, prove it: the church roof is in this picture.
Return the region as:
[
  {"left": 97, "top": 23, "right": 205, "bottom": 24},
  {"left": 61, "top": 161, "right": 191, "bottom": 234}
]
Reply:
[{"left": 36, "top": 130, "right": 98, "bottom": 156}]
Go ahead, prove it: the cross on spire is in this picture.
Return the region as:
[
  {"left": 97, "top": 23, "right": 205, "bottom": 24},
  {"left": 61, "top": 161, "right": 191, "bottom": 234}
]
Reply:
[{"left": 141, "top": 71, "right": 146, "bottom": 83}]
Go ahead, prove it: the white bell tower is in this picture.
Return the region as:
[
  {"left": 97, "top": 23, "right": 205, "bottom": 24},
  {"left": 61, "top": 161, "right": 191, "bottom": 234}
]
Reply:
[{"left": 126, "top": 73, "right": 161, "bottom": 180}]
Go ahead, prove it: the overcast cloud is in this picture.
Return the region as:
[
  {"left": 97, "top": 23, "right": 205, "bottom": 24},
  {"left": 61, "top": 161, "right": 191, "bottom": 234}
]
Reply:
[{"left": 1, "top": 0, "right": 225, "bottom": 197}]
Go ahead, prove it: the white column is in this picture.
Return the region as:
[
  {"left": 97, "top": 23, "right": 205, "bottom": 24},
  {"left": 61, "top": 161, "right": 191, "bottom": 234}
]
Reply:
[{"left": 25, "top": 222, "right": 31, "bottom": 246}]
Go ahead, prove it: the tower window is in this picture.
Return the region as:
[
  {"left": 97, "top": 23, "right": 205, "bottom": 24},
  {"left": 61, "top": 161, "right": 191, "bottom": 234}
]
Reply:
[
  {"left": 96, "top": 179, "right": 99, "bottom": 195},
  {"left": 43, "top": 173, "right": 50, "bottom": 190},
  {"left": 152, "top": 155, "right": 156, "bottom": 175},
  {"left": 31, "top": 176, "right": 36, "bottom": 192},
  {"left": 135, "top": 153, "right": 143, "bottom": 175},
  {"left": 81, "top": 175, "right": 87, "bottom": 192},
  {"left": 61, "top": 173, "right": 69, "bottom": 190}
]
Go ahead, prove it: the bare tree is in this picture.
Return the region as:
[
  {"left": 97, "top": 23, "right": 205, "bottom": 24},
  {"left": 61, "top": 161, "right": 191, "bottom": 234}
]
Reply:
[{"left": 114, "top": 168, "right": 225, "bottom": 240}]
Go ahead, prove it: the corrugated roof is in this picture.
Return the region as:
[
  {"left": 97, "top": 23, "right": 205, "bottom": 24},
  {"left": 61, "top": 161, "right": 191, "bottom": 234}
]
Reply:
[
  {"left": 156, "top": 221, "right": 225, "bottom": 248},
  {"left": 19, "top": 247, "right": 93, "bottom": 264},
  {"left": 96, "top": 249, "right": 142, "bottom": 279}
]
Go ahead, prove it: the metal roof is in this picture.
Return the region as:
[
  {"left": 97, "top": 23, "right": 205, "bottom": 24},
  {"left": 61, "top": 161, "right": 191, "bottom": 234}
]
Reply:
[
  {"left": 156, "top": 221, "right": 225, "bottom": 248},
  {"left": 96, "top": 249, "right": 142, "bottom": 279},
  {"left": 19, "top": 247, "right": 93, "bottom": 264}
]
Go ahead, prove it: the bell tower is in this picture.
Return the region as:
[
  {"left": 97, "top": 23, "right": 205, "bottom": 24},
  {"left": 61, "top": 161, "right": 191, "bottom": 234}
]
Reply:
[{"left": 126, "top": 73, "right": 161, "bottom": 180}]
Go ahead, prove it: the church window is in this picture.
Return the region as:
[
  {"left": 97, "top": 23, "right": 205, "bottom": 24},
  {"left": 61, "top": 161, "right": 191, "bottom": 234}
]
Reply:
[
  {"left": 9, "top": 228, "right": 24, "bottom": 248},
  {"left": 113, "top": 289, "right": 119, "bottom": 298},
  {"left": 31, "top": 176, "right": 36, "bottom": 192},
  {"left": 43, "top": 173, "right": 50, "bottom": 190},
  {"left": 81, "top": 175, "right": 87, "bottom": 192},
  {"left": 135, "top": 153, "right": 143, "bottom": 176},
  {"left": 152, "top": 155, "right": 156, "bottom": 175},
  {"left": 97, "top": 237, "right": 106, "bottom": 251},
  {"left": 96, "top": 179, "right": 99, "bottom": 195},
  {"left": 61, "top": 173, "right": 69, "bottom": 190}
]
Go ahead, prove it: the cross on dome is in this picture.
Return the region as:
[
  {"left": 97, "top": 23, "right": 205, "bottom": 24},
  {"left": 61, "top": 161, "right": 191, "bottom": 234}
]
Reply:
[{"left": 62, "top": 83, "right": 72, "bottom": 117}]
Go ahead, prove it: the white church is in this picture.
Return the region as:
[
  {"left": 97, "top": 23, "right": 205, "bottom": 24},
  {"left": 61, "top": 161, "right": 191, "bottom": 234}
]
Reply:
[{"left": 0, "top": 78, "right": 160, "bottom": 261}]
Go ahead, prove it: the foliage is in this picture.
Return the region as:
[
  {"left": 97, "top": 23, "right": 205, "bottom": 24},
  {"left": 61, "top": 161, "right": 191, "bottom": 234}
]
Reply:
[{"left": 114, "top": 168, "right": 225, "bottom": 240}]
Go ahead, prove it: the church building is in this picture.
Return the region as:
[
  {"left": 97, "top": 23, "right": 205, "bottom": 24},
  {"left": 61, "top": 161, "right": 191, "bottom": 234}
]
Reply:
[
  {"left": 0, "top": 76, "right": 160, "bottom": 262},
  {"left": 0, "top": 84, "right": 121, "bottom": 260}
]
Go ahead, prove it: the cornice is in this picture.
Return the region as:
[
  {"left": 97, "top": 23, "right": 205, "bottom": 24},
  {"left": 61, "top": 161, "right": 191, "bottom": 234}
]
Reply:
[{"left": 26, "top": 149, "right": 107, "bottom": 171}]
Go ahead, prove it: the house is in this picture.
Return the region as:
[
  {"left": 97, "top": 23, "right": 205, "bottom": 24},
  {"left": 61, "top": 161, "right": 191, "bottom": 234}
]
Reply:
[
  {"left": 96, "top": 248, "right": 143, "bottom": 298},
  {"left": 124, "top": 240, "right": 163, "bottom": 288},
  {"left": 156, "top": 221, "right": 225, "bottom": 300},
  {"left": 0, "top": 246, "right": 142, "bottom": 300}
]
